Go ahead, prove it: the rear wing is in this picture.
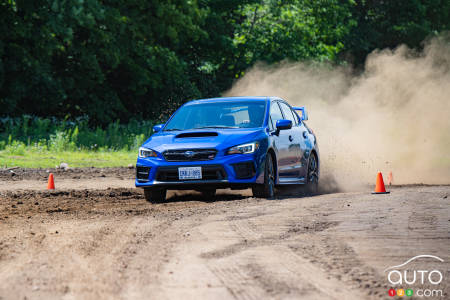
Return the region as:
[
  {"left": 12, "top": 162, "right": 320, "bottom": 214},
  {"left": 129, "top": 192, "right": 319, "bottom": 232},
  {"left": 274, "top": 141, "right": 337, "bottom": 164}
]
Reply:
[{"left": 293, "top": 106, "right": 308, "bottom": 121}]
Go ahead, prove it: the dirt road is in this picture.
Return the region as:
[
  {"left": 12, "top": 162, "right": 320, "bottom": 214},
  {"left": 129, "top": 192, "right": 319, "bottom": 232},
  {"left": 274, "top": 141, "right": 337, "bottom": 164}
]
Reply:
[{"left": 0, "top": 169, "right": 448, "bottom": 299}]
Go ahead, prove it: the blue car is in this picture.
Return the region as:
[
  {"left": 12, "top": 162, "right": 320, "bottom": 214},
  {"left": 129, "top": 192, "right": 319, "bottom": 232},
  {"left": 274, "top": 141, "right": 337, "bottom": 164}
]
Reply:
[{"left": 135, "top": 97, "right": 319, "bottom": 202}]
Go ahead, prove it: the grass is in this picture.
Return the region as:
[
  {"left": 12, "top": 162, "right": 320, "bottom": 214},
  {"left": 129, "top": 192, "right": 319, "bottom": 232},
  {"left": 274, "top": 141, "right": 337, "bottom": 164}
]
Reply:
[
  {"left": 0, "top": 149, "right": 136, "bottom": 168},
  {"left": 0, "top": 115, "right": 156, "bottom": 168}
]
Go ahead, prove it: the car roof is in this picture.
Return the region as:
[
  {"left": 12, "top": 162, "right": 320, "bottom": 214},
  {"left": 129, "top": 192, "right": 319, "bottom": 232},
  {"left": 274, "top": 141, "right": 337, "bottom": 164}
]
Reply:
[{"left": 185, "top": 96, "right": 282, "bottom": 105}]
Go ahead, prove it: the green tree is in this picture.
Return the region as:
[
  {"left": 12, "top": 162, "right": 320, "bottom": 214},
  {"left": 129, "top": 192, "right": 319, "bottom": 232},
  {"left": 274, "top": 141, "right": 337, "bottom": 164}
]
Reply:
[
  {"left": 1, "top": 0, "right": 449, "bottom": 125},
  {"left": 233, "top": 0, "right": 357, "bottom": 70},
  {"left": 0, "top": 0, "right": 206, "bottom": 124},
  {"left": 345, "top": 0, "right": 450, "bottom": 65}
]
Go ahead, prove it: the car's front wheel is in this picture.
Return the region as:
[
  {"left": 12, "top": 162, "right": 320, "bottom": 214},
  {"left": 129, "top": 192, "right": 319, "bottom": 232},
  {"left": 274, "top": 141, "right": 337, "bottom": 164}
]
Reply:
[
  {"left": 144, "top": 188, "right": 167, "bottom": 203},
  {"left": 252, "top": 153, "right": 275, "bottom": 198}
]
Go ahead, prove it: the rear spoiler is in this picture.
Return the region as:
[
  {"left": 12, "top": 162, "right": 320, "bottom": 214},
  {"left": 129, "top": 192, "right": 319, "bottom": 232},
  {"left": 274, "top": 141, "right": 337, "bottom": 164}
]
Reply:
[{"left": 293, "top": 106, "right": 308, "bottom": 121}]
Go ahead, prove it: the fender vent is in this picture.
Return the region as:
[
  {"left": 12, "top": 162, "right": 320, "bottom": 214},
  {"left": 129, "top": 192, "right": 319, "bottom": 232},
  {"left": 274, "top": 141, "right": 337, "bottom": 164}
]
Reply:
[
  {"left": 136, "top": 166, "right": 151, "bottom": 182},
  {"left": 232, "top": 162, "right": 256, "bottom": 179},
  {"left": 175, "top": 132, "right": 218, "bottom": 138}
]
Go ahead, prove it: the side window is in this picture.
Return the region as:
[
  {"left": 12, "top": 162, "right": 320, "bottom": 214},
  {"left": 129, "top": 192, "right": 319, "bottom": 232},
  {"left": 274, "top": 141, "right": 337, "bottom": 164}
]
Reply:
[
  {"left": 290, "top": 108, "right": 299, "bottom": 126},
  {"left": 279, "top": 102, "right": 296, "bottom": 125},
  {"left": 270, "top": 102, "right": 283, "bottom": 129}
]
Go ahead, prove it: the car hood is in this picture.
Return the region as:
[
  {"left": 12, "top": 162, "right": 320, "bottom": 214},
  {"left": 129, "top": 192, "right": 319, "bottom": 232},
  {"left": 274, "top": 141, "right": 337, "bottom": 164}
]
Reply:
[{"left": 142, "top": 128, "right": 265, "bottom": 153}]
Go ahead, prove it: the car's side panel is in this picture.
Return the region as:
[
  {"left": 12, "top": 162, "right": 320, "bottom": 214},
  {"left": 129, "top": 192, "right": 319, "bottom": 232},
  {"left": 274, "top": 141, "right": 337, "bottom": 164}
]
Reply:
[
  {"left": 269, "top": 101, "right": 291, "bottom": 179},
  {"left": 277, "top": 102, "right": 303, "bottom": 180},
  {"left": 273, "top": 130, "right": 295, "bottom": 179}
]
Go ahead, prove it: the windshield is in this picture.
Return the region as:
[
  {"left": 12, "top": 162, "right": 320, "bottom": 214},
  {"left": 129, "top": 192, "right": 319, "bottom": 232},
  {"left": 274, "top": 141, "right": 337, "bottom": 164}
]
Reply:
[{"left": 164, "top": 101, "right": 266, "bottom": 131}]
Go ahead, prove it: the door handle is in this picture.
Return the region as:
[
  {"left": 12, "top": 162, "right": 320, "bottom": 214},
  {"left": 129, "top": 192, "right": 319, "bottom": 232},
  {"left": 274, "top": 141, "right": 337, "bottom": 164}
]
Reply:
[{"left": 289, "top": 135, "right": 293, "bottom": 142}]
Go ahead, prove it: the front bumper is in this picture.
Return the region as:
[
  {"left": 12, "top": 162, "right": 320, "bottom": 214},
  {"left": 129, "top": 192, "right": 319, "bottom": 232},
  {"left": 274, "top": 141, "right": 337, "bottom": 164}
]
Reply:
[{"left": 135, "top": 153, "right": 265, "bottom": 189}]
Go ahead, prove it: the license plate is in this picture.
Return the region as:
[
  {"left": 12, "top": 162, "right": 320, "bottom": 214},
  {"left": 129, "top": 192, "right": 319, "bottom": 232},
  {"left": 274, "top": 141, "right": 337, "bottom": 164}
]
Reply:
[{"left": 178, "top": 167, "right": 202, "bottom": 180}]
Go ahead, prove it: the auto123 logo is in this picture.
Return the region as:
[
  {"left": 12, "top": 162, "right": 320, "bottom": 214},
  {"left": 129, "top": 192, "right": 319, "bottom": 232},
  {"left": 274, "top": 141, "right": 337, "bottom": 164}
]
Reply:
[{"left": 385, "top": 255, "right": 445, "bottom": 297}]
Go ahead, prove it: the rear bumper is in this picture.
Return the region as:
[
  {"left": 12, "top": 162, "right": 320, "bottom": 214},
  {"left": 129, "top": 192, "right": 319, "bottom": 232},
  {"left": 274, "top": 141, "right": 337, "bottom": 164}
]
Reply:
[{"left": 135, "top": 153, "right": 265, "bottom": 189}]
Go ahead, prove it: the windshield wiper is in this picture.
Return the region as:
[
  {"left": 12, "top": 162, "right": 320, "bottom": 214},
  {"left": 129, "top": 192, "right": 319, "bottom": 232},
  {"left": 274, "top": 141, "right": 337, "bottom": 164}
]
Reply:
[
  {"left": 192, "top": 126, "right": 238, "bottom": 129},
  {"left": 164, "top": 128, "right": 182, "bottom": 131}
]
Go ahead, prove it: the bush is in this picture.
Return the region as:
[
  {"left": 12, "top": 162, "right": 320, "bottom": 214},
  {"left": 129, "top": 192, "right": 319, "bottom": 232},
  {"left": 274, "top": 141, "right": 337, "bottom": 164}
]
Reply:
[
  {"left": 4, "top": 141, "right": 26, "bottom": 156},
  {"left": 0, "top": 116, "right": 156, "bottom": 152},
  {"left": 49, "top": 130, "right": 74, "bottom": 152}
]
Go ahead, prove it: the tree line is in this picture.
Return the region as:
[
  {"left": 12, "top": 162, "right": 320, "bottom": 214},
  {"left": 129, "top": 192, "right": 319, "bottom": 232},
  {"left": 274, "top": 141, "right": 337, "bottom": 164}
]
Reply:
[{"left": 1, "top": 0, "right": 448, "bottom": 125}]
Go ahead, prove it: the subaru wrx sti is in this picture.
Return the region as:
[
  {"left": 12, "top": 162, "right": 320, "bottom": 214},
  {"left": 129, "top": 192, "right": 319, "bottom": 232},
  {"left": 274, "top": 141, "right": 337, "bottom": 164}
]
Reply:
[{"left": 136, "top": 97, "right": 319, "bottom": 202}]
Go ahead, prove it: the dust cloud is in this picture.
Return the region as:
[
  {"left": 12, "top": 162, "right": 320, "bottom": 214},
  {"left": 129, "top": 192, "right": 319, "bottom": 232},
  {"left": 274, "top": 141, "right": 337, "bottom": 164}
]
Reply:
[{"left": 225, "top": 35, "right": 450, "bottom": 190}]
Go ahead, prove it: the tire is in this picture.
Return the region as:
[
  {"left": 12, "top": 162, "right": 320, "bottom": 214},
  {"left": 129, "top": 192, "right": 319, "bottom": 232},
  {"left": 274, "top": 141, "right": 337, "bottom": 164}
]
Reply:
[
  {"left": 144, "top": 188, "right": 167, "bottom": 203},
  {"left": 201, "top": 188, "right": 216, "bottom": 199},
  {"left": 252, "top": 153, "right": 275, "bottom": 198},
  {"left": 305, "top": 154, "right": 319, "bottom": 195}
]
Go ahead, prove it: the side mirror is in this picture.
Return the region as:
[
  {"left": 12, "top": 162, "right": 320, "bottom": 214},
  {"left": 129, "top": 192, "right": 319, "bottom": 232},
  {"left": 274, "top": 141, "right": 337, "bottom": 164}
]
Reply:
[
  {"left": 153, "top": 124, "right": 164, "bottom": 133},
  {"left": 276, "top": 119, "right": 292, "bottom": 131}
]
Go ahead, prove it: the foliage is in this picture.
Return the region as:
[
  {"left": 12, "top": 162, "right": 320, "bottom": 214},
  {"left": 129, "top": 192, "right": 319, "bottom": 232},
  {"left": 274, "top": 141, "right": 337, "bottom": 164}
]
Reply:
[
  {"left": 0, "top": 116, "right": 153, "bottom": 151},
  {"left": 0, "top": 0, "right": 205, "bottom": 124},
  {"left": 234, "top": 0, "right": 357, "bottom": 67},
  {"left": 344, "top": 0, "right": 450, "bottom": 64},
  {"left": 0, "top": 0, "right": 449, "bottom": 124}
]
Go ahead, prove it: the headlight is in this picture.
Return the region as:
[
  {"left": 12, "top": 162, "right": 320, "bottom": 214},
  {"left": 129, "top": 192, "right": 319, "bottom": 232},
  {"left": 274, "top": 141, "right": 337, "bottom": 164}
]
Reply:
[
  {"left": 227, "top": 142, "right": 259, "bottom": 155},
  {"left": 138, "top": 147, "right": 157, "bottom": 158}
]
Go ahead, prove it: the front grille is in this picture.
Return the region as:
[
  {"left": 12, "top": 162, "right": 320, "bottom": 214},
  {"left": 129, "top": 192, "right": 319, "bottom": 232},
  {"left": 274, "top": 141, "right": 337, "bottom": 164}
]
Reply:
[
  {"left": 232, "top": 162, "right": 256, "bottom": 179},
  {"left": 156, "top": 165, "right": 227, "bottom": 182},
  {"left": 136, "top": 166, "right": 151, "bottom": 181},
  {"left": 163, "top": 149, "right": 217, "bottom": 162}
]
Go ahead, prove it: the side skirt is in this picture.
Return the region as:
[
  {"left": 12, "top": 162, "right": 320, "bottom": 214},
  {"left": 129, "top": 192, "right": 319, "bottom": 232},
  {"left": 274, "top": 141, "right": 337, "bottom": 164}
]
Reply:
[{"left": 277, "top": 177, "right": 306, "bottom": 185}]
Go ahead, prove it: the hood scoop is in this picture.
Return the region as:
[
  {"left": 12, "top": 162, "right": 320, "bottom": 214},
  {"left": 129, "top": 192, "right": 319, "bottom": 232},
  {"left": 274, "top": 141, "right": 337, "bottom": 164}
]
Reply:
[{"left": 175, "top": 132, "right": 218, "bottom": 138}]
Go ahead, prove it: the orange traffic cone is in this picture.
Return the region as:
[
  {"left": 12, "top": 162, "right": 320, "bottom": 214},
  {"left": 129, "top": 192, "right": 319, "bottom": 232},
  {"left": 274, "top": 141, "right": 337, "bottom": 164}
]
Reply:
[
  {"left": 372, "top": 172, "right": 390, "bottom": 194},
  {"left": 47, "top": 173, "right": 55, "bottom": 190},
  {"left": 387, "top": 171, "right": 393, "bottom": 186}
]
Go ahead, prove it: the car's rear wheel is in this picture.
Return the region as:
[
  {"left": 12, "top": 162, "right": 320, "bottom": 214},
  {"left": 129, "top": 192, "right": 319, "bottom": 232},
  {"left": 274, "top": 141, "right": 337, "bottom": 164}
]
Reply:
[
  {"left": 305, "top": 154, "right": 319, "bottom": 195},
  {"left": 201, "top": 188, "right": 216, "bottom": 199},
  {"left": 252, "top": 153, "right": 275, "bottom": 198},
  {"left": 144, "top": 188, "right": 167, "bottom": 203}
]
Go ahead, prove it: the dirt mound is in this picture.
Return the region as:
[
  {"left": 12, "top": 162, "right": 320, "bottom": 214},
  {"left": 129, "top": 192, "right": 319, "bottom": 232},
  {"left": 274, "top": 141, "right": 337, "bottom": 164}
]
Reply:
[{"left": 0, "top": 188, "right": 144, "bottom": 220}]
